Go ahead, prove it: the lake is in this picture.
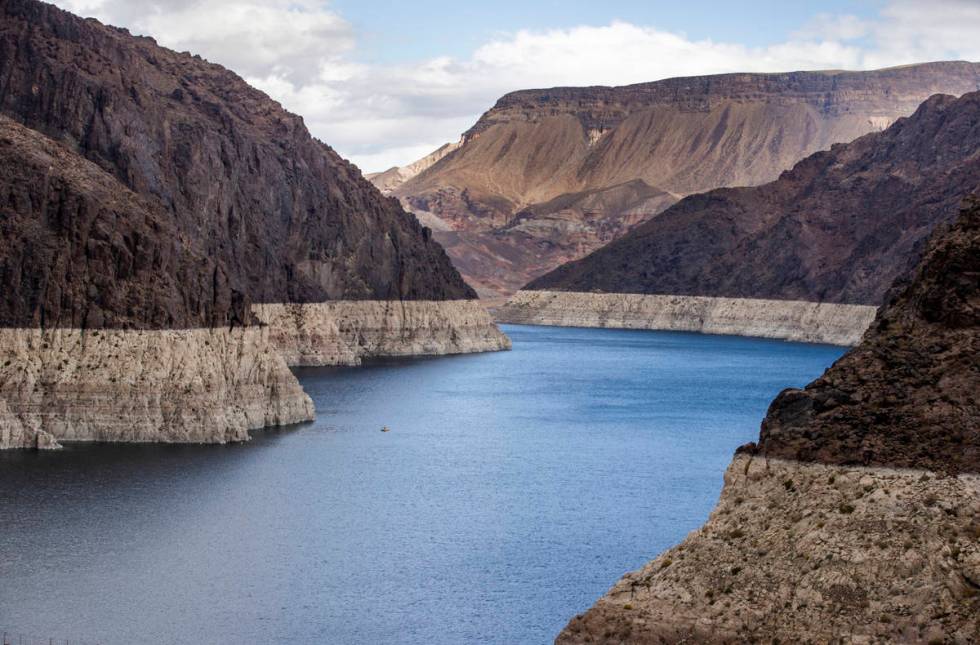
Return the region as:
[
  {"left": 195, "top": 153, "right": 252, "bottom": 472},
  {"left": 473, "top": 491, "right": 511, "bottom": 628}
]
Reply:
[{"left": 0, "top": 325, "right": 844, "bottom": 644}]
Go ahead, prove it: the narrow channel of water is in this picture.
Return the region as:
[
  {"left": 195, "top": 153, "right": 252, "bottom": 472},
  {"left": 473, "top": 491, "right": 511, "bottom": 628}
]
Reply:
[{"left": 0, "top": 325, "right": 844, "bottom": 644}]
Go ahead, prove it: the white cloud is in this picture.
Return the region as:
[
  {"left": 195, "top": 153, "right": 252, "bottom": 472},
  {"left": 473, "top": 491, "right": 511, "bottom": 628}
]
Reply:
[
  {"left": 57, "top": 0, "right": 352, "bottom": 82},
  {"left": 51, "top": 1, "right": 980, "bottom": 173}
]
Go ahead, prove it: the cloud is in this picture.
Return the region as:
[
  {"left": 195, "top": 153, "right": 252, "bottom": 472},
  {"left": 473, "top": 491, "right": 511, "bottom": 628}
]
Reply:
[
  {"left": 50, "top": 1, "right": 980, "bottom": 172},
  {"left": 57, "top": 0, "right": 352, "bottom": 83}
]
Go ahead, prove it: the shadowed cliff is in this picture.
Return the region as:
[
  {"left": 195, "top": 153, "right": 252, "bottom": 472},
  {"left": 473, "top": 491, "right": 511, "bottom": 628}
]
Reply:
[{"left": 0, "top": 0, "right": 475, "bottom": 326}]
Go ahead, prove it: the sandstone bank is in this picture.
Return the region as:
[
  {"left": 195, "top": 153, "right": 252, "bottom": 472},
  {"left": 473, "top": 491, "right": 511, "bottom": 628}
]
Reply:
[
  {"left": 496, "top": 291, "right": 877, "bottom": 346},
  {"left": 254, "top": 300, "right": 511, "bottom": 366}
]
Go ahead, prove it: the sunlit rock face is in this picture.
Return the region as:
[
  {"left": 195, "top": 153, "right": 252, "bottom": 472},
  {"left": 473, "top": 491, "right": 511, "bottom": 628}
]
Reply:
[{"left": 385, "top": 63, "right": 980, "bottom": 298}]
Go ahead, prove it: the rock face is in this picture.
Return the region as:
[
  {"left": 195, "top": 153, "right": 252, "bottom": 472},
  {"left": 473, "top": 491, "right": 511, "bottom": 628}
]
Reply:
[
  {"left": 0, "top": 103, "right": 314, "bottom": 448},
  {"left": 498, "top": 291, "right": 877, "bottom": 346},
  {"left": 0, "top": 0, "right": 473, "bottom": 304},
  {"left": 0, "top": 0, "right": 505, "bottom": 447},
  {"left": 253, "top": 300, "right": 511, "bottom": 366},
  {"left": 0, "top": 114, "right": 248, "bottom": 330},
  {"left": 385, "top": 63, "right": 980, "bottom": 298},
  {"left": 530, "top": 91, "right": 980, "bottom": 306},
  {"left": 0, "top": 327, "right": 315, "bottom": 449},
  {"left": 556, "top": 203, "right": 980, "bottom": 643},
  {"left": 756, "top": 200, "right": 980, "bottom": 475},
  {"left": 560, "top": 457, "right": 980, "bottom": 644}
]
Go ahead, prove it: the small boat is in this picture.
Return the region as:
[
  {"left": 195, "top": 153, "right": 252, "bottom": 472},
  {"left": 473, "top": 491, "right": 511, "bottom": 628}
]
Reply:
[{"left": 381, "top": 426, "right": 391, "bottom": 432}]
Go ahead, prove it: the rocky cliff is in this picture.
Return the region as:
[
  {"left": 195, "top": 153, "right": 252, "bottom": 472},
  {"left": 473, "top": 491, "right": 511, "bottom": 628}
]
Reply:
[
  {"left": 384, "top": 63, "right": 980, "bottom": 298},
  {"left": 0, "top": 109, "right": 313, "bottom": 448},
  {"left": 0, "top": 0, "right": 506, "bottom": 448},
  {"left": 0, "top": 0, "right": 473, "bottom": 304},
  {"left": 500, "top": 291, "right": 877, "bottom": 346},
  {"left": 556, "top": 202, "right": 980, "bottom": 643}
]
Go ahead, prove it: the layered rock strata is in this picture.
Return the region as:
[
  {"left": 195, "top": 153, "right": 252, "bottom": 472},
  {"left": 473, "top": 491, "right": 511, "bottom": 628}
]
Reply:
[
  {"left": 254, "top": 301, "right": 512, "bottom": 366},
  {"left": 530, "top": 91, "right": 980, "bottom": 306},
  {"left": 387, "top": 63, "right": 980, "bottom": 298},
  {"left": 497, "top": 291, "right": 877, "bottom": 346},
  {"left": 0, "top": 328, "right": 314, "bottom": 449},
  {"left": 556, "top": 203, "right": 980, "bottom": 642}
]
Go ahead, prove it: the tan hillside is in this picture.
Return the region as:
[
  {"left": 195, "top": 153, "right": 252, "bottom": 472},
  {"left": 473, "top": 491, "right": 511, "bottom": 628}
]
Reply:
[{"left": 383, "top": 62, "right": 980, "bottom": 298}]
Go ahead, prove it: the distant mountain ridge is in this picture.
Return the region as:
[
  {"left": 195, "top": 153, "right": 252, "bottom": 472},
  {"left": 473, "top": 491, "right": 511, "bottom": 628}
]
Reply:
[
  {"left": 378, "top": 62, "right": 980, "bottom": 298},
  {"left": 527, "top": 90, "right": 980, "bottom": 306}
]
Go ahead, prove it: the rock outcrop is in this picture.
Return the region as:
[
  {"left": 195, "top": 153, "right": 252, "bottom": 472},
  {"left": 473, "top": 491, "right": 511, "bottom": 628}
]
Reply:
[
  {"left": 0, "top": 327, "right": 315, "bottom": 448},
  {"left": 0, "top": 0, "right": 473, "bottom": 304},
  {"left": 383, "top": 63, "right": 980, "bottom": 298},
  {"left": 0, "top": 0, "right": 506, "bottom": 447},
  {"left": 253, "top": 300, "right": 511, "bottom": 366},
  {"left": 498, "top": 291, "right": 877, "bottom": 346},
  {"left": 556, "top": 202, "right": 980, "bottom": 643}
]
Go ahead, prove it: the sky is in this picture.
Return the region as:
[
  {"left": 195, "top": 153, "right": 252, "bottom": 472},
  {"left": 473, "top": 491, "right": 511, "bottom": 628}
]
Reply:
[{"left": 52, "top": 0, "right": 980, "bottom": 173}]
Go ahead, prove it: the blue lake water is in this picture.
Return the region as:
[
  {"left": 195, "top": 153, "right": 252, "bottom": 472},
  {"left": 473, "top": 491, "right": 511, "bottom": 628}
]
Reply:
[{"left": 0, "top": 325, "right": 844, "bottom": 644}]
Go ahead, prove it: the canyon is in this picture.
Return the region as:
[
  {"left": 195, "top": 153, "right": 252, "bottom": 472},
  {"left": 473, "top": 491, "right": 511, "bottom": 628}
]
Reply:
[
  {"left": 0, "top": 0, "right": 507, "bottom": 449},
  {"left": 376, "top": 63, "right": 980, "bottom": 299},
  {"left": 557, "top": 200, "right": 980, "bottom": 644},
  {"left": 502, "top": 89, "right": 980, "bottom": 344}
]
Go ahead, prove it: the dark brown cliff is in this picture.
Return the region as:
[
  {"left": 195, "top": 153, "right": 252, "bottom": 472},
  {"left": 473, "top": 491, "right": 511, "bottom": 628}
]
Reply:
[
  {"left": 0, "top": 115, "right": 249, "bottom": 329},
  {"left": 0, "top": 0, "right": 474, "bottom": 324},
  {"left": 529, "top": 90, "right": 980, "bottom": 306},
  {"left": 753, "top": 200, "right": 980, "bottom": 474}
]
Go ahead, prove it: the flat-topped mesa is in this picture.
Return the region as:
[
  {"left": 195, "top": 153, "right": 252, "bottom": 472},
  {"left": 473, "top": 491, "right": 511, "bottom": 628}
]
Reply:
[
  {"left": 468, "top": 63, "right": 980, "bottom": 141},
  {"left": 0, "top": 0, "right": 508, "bottom": 448},
  {"left": 557, "top": 203, "right": 980, "bottom": 643},
  {"left": 389, "top": 62, "right": 980, "bottom": 298},
  {"left": 506, "top": 90, "right": 980, "bottom": 344}
]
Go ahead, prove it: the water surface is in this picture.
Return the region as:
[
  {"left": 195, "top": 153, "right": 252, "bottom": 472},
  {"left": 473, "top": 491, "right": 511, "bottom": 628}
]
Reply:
[{"left": 0, "top": 325, "right": 844, "bottom": 644}]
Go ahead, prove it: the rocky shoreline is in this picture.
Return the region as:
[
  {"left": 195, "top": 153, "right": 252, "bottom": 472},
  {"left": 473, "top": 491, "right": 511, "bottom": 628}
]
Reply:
[
  {"left": 254, "top": 300, "right": 511, "bottom": 367},
  {"left": 0, "top": 327, "right": 315, "bottom": 449},
  {"left": 556, "top": 202, "right": 980, "bottom": 642},
  {"left": 558, "top": 455, "right": 980, "bottom": 644},
  {"left": 496, "top": 291, "right": 878, "bottom": 346}
]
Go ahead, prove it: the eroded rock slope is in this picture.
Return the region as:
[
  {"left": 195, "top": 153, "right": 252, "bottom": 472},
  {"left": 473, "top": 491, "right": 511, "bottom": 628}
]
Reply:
[
  {"left": 504, "top": 90, "right": 980, "bottom": 343},
  {"left": 386, "top": 63, "right": 980, "bottom": 297},
  {"left": 556, "top": 201, "right": 980, "bottom": 644}
]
